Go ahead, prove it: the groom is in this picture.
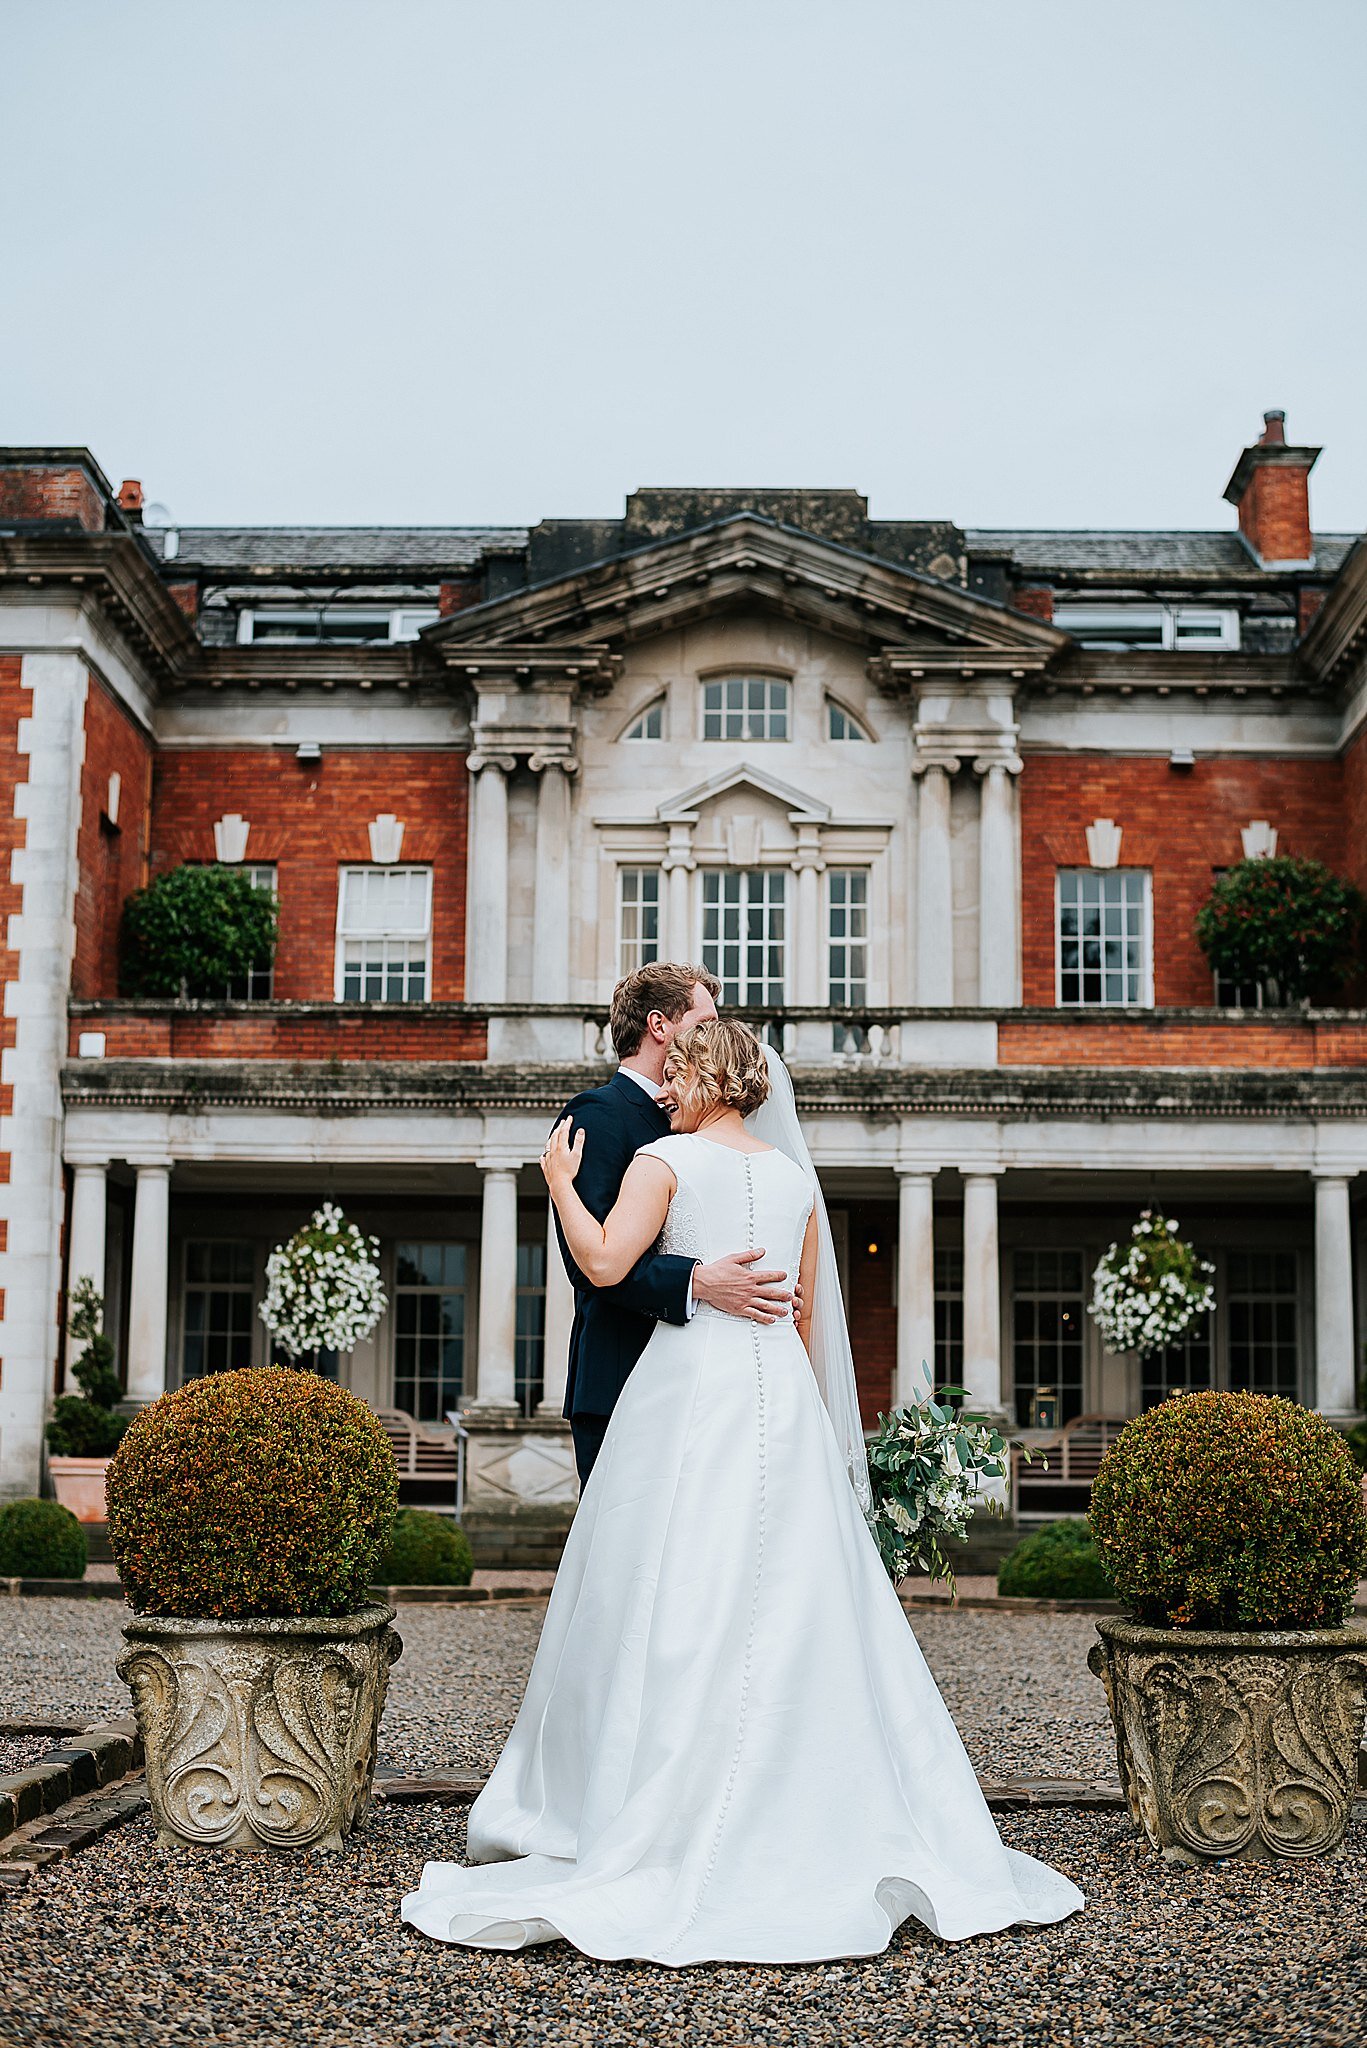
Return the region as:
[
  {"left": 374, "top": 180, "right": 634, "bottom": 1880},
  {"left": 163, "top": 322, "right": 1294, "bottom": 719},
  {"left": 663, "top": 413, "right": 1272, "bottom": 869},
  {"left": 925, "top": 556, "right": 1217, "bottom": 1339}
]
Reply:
[{"left": 552, "top": 961, "right": 796, "bottom": 1487}]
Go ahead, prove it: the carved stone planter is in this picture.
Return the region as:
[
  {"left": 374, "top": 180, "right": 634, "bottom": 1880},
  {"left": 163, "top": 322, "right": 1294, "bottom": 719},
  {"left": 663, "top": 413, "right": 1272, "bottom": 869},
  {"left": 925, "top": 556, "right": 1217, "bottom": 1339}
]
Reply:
[
  {"left": 1089, "top": 1615, "right": 1367, "bottom": 1864},
  {"left": 117, "top": 1604, "right": 402, "bottom": 1852}
]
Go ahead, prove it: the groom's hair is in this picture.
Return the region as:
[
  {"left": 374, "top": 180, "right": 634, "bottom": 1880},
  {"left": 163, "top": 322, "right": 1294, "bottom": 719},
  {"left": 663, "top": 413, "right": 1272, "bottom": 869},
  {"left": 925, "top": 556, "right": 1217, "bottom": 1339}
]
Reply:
[{"left": 610, "top": 962, "right": 721, "bottom": 1060}]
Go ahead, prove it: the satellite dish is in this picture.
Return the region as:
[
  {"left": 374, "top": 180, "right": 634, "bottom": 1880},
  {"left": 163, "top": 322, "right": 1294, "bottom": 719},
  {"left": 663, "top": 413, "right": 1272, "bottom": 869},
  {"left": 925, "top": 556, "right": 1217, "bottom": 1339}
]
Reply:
[{"left": 143, "top": 501, "right": 174, "bottom": 527}]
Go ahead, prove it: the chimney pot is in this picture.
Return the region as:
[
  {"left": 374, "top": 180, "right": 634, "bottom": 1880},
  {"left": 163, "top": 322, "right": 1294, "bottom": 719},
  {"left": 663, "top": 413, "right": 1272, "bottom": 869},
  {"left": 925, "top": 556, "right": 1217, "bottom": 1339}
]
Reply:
[
  {"left": 117, "top": 479, "right": 144, "bottom": 517},
  {"left": 1260, "top": 410, "right": 1287, "bottom": 445}
]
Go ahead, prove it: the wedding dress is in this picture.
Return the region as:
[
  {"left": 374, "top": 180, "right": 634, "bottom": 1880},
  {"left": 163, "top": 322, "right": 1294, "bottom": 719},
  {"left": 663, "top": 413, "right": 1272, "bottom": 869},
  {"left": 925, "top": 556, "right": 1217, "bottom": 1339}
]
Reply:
[{"left": 402, "top": 1133, "right": 1084, "bottom": 1964}]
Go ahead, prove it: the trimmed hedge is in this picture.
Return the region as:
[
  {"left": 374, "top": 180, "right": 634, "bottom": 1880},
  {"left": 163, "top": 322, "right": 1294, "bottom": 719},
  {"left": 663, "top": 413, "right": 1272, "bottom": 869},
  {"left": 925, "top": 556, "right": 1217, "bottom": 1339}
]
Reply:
[
  {"left": 0, "top": 1498, "right": 87, "bottom": 1579},
  {"left": 119, "top": 862, "right": 278, "bottom": 999},
  {"left": 1089, "top": 1390, "right": 1367, "bottom": 1630},
  {"left": 106, "top": 1367, "right": 398, "bottom": 1619},
  {"left": 997, "top": 1519, "right": 1114, "bottom": 1600},
  {"left": 381, "top": 1509, "right": 474, "bottom": 1587}
]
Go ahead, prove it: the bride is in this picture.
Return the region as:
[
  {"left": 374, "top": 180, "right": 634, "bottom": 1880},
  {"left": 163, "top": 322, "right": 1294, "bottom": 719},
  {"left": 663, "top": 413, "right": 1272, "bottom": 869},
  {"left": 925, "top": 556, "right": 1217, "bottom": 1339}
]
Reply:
[{"left": 402, "top": 1019, "right": 1083, "bottom": 1965}]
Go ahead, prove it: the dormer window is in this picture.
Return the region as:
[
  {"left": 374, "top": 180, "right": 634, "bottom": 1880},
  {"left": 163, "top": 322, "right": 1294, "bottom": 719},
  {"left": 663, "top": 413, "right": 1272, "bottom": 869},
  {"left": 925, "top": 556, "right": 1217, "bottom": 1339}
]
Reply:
[
  {"left": 827, "top": 700, "right": 871, "bottom": 741},
  {"left": 237, "top": 606, "right": 439, "bottom": 646},
  {"left": 702, "top": 676, "right": 789, "bottom": 741},
  {"left": 1052, "top": 603, "right": 1239, "bottom": 652},
  {"left": 623, "top": 698, "right": 665, "bottom": 741}
]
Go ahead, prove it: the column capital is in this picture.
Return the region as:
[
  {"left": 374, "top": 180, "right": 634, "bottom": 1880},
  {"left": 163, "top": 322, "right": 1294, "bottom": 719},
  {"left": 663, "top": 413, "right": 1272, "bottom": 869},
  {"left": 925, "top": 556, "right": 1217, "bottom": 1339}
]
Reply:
[
  {"left": 911, "top": 751, "right": 961, "bottom": 778},
  {"left": 1311, "top": 1167, "right": 1358, "bottom": 1184},
  {"left": 126, "top": 1155, "right": 174, "bottom": 1174},
  {"left": 528, "top": 750, "right": 579, "bottom": 776},
  {"left": 65, "top": 1152, "right": 112, "bottom": 1172},
  {"left": 467, "top": 750, "right": 517, "bottom": 777},
  {"left": 972, "top": 752, "right": 1024, "bottom": 778},
  {"left": 477, "top": 1155, "right": 524, "bottom": 1178},
  {"left": 959, "top": 1164, "right": 1004, "bottom": 1181},
  {"left": 895, "top": 1160, "right": 942, "bottom": 1181}
]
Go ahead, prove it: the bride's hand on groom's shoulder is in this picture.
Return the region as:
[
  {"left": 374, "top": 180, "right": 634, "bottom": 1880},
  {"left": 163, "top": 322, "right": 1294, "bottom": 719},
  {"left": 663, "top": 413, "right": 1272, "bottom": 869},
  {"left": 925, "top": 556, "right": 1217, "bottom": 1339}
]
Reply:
[{"left": 540, "top": 1118, "right": 584, "bottom": 1193}]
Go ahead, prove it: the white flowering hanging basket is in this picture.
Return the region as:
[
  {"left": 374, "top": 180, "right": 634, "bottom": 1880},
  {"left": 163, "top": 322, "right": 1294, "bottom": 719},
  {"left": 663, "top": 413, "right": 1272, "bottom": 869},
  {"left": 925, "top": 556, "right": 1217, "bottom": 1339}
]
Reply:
[
  {"left": 1089, "top": 1209, "right": 1215, "bottom": 1357},
  {"left": 259, "top": 1202, "right": 387, "bottom": 1359}
]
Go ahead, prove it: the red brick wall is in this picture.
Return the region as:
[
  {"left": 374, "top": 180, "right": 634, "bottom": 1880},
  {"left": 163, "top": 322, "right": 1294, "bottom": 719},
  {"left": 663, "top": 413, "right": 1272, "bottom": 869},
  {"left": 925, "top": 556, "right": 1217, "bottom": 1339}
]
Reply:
[
  {"left": 71, "top": 1007, "right": 488, "bottom": 1061},
  {"left": 1235, "top": 463, "right": 1312, "bottom": 564},
  {"left": 0, "top": 465, "right": 105, "bottom": 531},
  {"left": 1019, "top": 754, "right": 1344, "bottom": 1006},
  {"left": 1343, "top": 723, "right": 1367, "bottom": 899},
  {"left": 72, "top": 674, "right": 153, "bottom": 1000},
  {"left": 844, "top": 1200, "right": 896, "bottom": 1424},
  {"left": 149, "top": 748, "right": 470, "bottom": 1002},
  {"left": 0, "top": 657, "right": 25, "bottom": 1288},
  {"left": 999, "top": 1018, "right": 1367, "bottom": 1068},
  {"left": 1010, "top": 586, "right": 1054, "bottom": 622}
]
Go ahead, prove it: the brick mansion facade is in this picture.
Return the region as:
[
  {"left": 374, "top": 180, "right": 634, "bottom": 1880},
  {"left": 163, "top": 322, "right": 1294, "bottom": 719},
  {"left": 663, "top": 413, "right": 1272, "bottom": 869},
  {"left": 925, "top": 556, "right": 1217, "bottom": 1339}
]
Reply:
[{"left": 1, "top": 415, "right": 1364, "bottom": 1521}]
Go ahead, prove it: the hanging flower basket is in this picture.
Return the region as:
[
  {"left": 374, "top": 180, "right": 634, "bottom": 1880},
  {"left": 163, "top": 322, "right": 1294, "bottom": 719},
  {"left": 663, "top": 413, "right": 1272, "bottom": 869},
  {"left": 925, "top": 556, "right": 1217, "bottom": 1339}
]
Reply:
[
  {"left": 260, "top": 1203, "right": 387, "bottom": 1360},
  {"left": 1090, "top": 1210, "right": 1214, "bottom": 1356}
]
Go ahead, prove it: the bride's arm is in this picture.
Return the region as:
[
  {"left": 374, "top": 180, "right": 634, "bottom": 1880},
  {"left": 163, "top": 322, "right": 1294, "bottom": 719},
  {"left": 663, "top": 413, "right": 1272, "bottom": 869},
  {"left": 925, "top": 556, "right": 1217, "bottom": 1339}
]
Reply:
[
  {"left": 796, "top": 1210, "right": 819, "bottom": 1361},
  {"left": 541, "top": 1121, "right": 676, "bottom": 1287}
]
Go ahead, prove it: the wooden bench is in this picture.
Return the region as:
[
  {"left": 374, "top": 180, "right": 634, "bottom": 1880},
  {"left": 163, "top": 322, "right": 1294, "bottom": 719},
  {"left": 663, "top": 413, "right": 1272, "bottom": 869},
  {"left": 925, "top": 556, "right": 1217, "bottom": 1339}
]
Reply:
[
  {"left": 1014, "top": 1413, "right": 1128, "bottom": 1515},
  {"left": 375, "top": 1408, "right": 462, "bottom": 1513}
]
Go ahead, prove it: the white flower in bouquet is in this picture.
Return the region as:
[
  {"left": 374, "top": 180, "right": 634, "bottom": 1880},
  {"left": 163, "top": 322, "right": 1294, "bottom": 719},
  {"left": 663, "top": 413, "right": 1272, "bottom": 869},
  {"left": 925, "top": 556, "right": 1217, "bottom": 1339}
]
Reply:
[{"left": 260, "top": 1201, "right": 387, "bottom": 1359}]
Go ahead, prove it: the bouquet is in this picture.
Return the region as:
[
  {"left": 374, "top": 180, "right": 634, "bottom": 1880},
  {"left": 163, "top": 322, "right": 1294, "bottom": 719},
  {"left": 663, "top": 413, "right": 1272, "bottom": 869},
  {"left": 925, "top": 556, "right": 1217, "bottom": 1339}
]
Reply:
[
  {"left": 866, "top": 1364, "right": 1034, "bottom": 1596},
  {"left": 260, "top": 1202, "right": 387, "bottom": 1359},
  {"left": 1089, "top": 1209, "right": 1214, "bottom": 1356}
]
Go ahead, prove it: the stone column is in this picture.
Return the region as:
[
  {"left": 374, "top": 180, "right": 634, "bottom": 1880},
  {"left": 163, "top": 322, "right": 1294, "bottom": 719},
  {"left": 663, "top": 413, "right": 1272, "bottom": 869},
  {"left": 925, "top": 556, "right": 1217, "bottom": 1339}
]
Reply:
[
  {"left": 975, "top": 756, "right": 1022, "bottom": 1007},
  {"left": 466, "top": 753, "right": 515, "bottom": 1002},
  {"left": 125, "top": 1162, "right": 172, "bottom": 1406},
  {"left": 1314, "top": 1173, "right": 1359, "bottom": 1420},
  {"left": 896, "top": 1171, "right": 937, "bottom": 1407},
  {"left": 530, "top": 755, "right": 574, "bottom": 1003},
  {"left": 663, "top": 824, "right": 695, "bottom": 960},
  {"left": 63, "top": 1162, "right": 109, "bottom": 1390},
  {"left": 792, "top": 829, "right": 826, "bottom": 1006},
  {"left": 537, "top": 1199, "right": 575, "bottom": 1417},
  {"left": 962, "top": 1170, "right": 1005, "bottom": 1420},
  {"left": 471, "top": 1165, "right": 520, "bottom": 1412},
  {"left": 914, "top": 757, "right": 958, "bottom": 1006}
]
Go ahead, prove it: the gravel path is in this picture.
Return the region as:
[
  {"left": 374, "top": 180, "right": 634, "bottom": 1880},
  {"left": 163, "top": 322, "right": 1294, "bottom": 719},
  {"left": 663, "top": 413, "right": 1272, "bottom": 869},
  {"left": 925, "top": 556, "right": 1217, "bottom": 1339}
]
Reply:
[
  {"left": 1, "top": 1803, "right": 1362, "bottom": 2047},
  {"left": 0, "top": 1597, "right": 1116, "bottom": 1782},
  {"left": 0, "top": 1731, "right": 65, "bottom": 1774}
]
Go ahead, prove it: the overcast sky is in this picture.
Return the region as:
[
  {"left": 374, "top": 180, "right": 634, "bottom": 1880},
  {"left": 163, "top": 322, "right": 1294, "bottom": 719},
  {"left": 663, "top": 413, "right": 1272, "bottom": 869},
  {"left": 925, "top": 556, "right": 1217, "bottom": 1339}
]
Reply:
[{"left": 4, "top": 0, "right": 1365, "bottom": 535}]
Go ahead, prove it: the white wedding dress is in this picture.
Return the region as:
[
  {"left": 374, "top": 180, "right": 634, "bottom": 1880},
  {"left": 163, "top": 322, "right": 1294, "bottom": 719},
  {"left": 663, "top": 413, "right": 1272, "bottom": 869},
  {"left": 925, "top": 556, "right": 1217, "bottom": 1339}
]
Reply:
[{"left": 402, "top": 1133, "right": 1084, "bottom": 1965}]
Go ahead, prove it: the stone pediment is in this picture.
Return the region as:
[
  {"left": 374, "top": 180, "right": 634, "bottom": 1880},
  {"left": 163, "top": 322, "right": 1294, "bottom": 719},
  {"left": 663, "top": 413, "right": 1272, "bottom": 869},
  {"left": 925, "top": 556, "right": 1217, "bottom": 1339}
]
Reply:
[
  {"left": 657, "top": 762, "right": 831, "bottom": 826},
  {"left": 426, "top": 512, "right": 1066, "bottom": 676}
]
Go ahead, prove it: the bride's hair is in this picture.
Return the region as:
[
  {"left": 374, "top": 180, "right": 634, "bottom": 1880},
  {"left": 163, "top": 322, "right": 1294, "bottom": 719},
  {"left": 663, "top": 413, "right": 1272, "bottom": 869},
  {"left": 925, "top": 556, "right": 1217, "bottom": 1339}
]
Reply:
[{"left": 666, "top": 1019, "right": 771, "bottom": 1119}]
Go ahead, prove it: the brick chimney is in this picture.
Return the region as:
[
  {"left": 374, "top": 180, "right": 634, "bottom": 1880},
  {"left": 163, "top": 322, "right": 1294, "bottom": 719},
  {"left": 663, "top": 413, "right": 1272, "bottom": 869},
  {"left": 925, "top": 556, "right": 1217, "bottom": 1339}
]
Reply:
[
  {"left": 117, "top": 478, "right": 144, "bottom": 522},
  {"left": 1223, "top": 410, "right": 1319, "bottom": 568}
]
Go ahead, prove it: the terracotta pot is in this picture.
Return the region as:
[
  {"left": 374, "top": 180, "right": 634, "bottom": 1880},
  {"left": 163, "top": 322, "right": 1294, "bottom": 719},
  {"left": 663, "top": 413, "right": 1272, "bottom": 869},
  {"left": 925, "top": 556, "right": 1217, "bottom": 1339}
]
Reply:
[
  {"left": 117, "top": 1603, "right": 402, "bottom": 1852},
  {"left": 48, "top": 1455, "right": 112, "bottom": 1524},
  {"left": 1090, "top": 1615, "right": 1367, "bottom": 1863}
]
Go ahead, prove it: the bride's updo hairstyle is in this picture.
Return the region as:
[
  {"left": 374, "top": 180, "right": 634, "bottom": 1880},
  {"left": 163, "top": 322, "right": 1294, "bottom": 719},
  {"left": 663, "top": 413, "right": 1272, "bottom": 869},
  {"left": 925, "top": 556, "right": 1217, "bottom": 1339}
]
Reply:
[{"left": 666, "top": 1019, "right": 771, "bottom": 1122}]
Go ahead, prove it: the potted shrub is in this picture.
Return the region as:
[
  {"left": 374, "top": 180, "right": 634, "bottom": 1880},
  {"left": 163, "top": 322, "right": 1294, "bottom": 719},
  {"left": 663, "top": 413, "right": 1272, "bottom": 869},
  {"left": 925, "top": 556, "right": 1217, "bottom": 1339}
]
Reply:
[
  {"left": 108, "top": 1366, "right": 401, "bottom": 1853},
  {"left": 0, "top": 1498, "right": 88, "bottom": 1581},
  {"left": 119, "top": 861, "right": 277, "bottom": 999},
  {"left": 46, "top": 1279, "right": 128, "bottom": 1522},
  {"left": 1195, "top": 853, "right": 1363, "bottom": 1006},
  {"left": 1088, "top": 1390, "right": 1367, "bottom": 1864}
]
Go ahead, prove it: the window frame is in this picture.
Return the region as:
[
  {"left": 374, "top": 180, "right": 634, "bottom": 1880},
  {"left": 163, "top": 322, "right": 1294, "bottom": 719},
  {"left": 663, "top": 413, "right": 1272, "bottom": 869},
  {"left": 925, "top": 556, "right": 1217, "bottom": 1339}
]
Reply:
[
  {"left": 826, "top": 698, "right": 873, "bottom": 742},
  {"left": 621, "top": 697, "right": 666, "bottom": 742},
  {"left": 1054, "top": 867, "right": 1153, "bottom": 1009},
  {"left": 617, "top": 866, "right": 662, "bottom": 978},
  {"left": 391, "top": 1240, "right": 469, "bottom": 1423},
  {"left": 334, "top": 864, "right": 433, "bottom": 1004},
  {"left": 225, "top": 862, "right": 278, "bottom": 1001},
  {"left": 700, "top": 674, "right": 791, "bottom": 743},
  {"left": 236, "top": 605, "right": 440, "bottom": 646},
  {"left": 179, "top": 1238, "right": 258, "bottom": 1385},
  {"left": 1051, "top": 602, "right": 1240, "bottom": 652},
  {"left": 700, "top": 866, "right": 787, "bottom": 1004}
]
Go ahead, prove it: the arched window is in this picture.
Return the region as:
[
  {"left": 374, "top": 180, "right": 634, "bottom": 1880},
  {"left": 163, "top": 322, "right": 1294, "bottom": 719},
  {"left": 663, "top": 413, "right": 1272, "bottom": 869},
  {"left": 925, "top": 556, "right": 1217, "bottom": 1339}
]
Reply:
[
  {"left": 827, "top": 699, "right": 872, "bottom": 742},
  {"left": 622, "top": 698, "right": 665, "bottom": 741}
]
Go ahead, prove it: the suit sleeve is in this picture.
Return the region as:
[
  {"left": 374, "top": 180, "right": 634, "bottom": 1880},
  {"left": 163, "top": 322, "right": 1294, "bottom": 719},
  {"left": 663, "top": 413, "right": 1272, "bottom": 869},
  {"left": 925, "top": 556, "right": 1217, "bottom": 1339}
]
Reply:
[{"left": 551, "top": 1097, "right": 695, "bottom": 1327}]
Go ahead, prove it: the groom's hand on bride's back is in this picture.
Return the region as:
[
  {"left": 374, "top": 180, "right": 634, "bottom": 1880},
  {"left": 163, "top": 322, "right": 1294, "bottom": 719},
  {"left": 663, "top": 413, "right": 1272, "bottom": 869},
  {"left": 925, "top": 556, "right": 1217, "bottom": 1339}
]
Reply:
[{"left": 692, "top": 1250, "right": 795, "bottom": 1324}]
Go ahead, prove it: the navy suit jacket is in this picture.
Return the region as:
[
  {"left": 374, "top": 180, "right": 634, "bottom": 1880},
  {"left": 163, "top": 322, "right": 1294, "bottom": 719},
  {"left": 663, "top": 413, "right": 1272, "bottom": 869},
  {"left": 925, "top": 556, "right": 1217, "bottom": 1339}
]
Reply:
[{"left": 553, "top": 1070, "right": 696, "bottom": 1420}]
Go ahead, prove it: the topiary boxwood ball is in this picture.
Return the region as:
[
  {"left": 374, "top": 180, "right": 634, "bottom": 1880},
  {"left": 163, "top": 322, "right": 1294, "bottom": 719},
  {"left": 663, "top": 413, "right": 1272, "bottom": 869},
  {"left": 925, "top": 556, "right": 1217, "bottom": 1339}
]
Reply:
[
  {"left": 1089, "top": 1390, "right": 1367, "bottom": 1631},
  {"left": 106, "top": 1367, "right": 398, "bottom": 1619},
  {"left": 997, "top": 1518, "right": 1114, "bottom": 1601},
  {"left": 0, "top": 1498, "right": 88, "bottom": 1579},
  {"left": 381, "top": 1509, "right": 474, "bottom": 1587}
]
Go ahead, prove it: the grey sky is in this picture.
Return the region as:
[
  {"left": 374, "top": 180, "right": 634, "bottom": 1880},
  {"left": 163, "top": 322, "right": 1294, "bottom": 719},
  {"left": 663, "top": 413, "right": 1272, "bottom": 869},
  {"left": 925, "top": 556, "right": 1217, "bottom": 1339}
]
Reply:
[{"left": 4, "top": 0, "right": 1365, "bottom": 535}]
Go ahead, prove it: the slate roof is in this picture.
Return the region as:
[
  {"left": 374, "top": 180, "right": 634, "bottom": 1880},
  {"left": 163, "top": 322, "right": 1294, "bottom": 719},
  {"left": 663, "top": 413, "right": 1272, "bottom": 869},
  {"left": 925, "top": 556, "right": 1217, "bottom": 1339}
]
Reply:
[
  {"left": 965, "top": 529, "right": 1360, "bottom": 578},
  {"left": 142, "top": 527, "right": 528, "bottom": 572}
]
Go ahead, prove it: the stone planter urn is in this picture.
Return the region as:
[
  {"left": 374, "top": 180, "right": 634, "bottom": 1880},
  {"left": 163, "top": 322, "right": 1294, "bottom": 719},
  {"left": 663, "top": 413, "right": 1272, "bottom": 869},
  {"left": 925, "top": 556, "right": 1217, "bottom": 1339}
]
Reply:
[
  {"left": 1089, "top": 1615, "right": 1367, "bottom": 1864},
  {"left": 48, "top": 1454, "right": 112, "bottom": 1523},
  {"left": 117, "top": 1603, "right": 402, "bottom": 1852}
]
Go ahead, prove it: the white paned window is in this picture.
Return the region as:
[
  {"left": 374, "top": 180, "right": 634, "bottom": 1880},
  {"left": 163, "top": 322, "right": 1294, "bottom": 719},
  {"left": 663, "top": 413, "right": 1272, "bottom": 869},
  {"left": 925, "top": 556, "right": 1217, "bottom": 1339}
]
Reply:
[
  {"left": 623, "top": 699, "right": 664, "bottom": 740},
  {"left": 827, "top": 700, "right": 871, "bottom": 741},
  {"left": 618, "top": 868, "right": 661, "bottom": 976},
  {"left": 1052, "top": 603, "right": 1240, "bottom": 652},
  {"left": 1056, "top": 869, "right": 1151, "bottom": 1007},
  {"left": 182, "top": 1240, "right": 256, "bottom": 1383},
  {"left": 336, "top": 865, "right": 432, "bottom": 1002},
  {"left": 237, "top": 606, "right": 439, "bottom": 645},
  {"left": 827, "top": 870, "right": 869, "bottom": 1005},
  {"left": 702, "top": 869, "right": 786, "bottom": 1003},
  {"left": 226, "top": 862, "right": 277, "bottom": 1001},
  {"left": 702, "top": 676, "right": 789, "bottom": 741}
]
